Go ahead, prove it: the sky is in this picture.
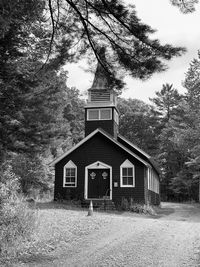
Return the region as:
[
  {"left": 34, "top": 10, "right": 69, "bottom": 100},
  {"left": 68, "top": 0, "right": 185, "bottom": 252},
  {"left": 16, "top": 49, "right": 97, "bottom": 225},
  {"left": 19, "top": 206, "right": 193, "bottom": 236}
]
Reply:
[{"left": 65, "top": 0, "right": 200, "bottom": 103}]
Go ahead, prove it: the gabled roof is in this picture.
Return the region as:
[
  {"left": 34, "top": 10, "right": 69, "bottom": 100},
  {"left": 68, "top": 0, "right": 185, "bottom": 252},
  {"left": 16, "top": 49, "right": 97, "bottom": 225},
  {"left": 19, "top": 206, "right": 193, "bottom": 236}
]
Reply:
[
  {"left": 117, "top": 134, "right": 160, "bottom": 174},
  {"left": 117, "top": 134, "right": 151, "bottom": 159},
  {"left": 50, "top": 128, "right": 150, "bottom": 167}
]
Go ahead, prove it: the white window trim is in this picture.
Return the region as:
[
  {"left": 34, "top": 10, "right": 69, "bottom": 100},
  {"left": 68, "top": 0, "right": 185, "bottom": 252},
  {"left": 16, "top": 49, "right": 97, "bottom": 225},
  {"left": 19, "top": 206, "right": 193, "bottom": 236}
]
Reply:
[
  {"left": 120, "top": 159, "right": 135, "bottom": 188},
  {"left": 87, "top": 108, "right": 112, "bottom": 121},
  {"left": 63, "top": 160, "right": 77, "bottom": 188}
]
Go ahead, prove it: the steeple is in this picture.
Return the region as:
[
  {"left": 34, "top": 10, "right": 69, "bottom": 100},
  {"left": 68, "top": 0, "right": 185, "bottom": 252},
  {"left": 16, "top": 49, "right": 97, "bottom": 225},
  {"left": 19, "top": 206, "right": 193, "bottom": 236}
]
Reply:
[
  {"left": 85, "top": 48, "right": 119, "bottom": 138},
  {"left": 90, "top": 47, "right": 109, "bottom": 90}
]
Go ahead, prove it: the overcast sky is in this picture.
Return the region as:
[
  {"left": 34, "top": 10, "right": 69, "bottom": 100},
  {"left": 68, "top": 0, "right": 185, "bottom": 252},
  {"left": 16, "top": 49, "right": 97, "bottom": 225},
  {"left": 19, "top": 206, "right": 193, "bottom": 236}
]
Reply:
[{"left": 66, "top": 0, "right": 200, "bottom": 103}]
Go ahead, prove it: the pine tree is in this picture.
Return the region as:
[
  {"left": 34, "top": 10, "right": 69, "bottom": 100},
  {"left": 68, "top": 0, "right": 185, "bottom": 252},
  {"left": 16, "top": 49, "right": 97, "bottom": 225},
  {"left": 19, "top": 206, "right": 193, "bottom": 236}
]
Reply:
[{"left": 118, "top": 98, "right": 160, "bottom": 156}]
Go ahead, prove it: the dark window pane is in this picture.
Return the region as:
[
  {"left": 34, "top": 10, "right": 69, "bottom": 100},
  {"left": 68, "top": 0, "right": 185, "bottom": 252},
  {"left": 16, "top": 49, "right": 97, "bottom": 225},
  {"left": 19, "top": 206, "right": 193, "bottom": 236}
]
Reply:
[
  {"left": 100, "top": 109, "right": 111, "bottom": 120},
  {"left": 66, "top": 168, "right": 76, "bottom": 176},
  {"left": 128, "top": 177, "right": 133, "bottom": 185},
  {"left": 66, "top": 169, "right": 71, "bottom": 176},
  {"left": 128, "top": 168, "right": 133, "bottom": 176},
  {"left": 65, "top": 177, "right": 71, "bottom": 183},
  {"left": 71, "top": 177, "right": 75, "bottom": 182},
  {"left": 122, "top": 168, "right": 127, "bottom": 176},
  {"left": 88, "top": 110, "right": 99, "bottom": 120},
  {"left": 71, "top": 169, "right": 75, "bottom": 176},
  {"left": 123, "top": 177, "right": 128, "bottom": 185}
]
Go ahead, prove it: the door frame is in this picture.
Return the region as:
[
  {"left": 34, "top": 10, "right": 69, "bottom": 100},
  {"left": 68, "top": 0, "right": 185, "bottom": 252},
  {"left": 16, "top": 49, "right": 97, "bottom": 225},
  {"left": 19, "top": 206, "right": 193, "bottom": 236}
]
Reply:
[{"left": 84, "top": 161, "right": 112, "bottom": 200}]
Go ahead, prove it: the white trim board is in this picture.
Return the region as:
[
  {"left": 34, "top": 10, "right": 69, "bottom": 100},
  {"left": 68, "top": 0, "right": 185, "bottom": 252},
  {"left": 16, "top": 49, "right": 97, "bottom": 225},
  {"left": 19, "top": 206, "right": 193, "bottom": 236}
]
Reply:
[
  {"left": 50, "top": 128, "right": 150, "bottom": 167},
  {"left": 120, "top": 159, "right": 135, "bottom": 188},
  {"left": 84, "top": 161, "right": 112, "bottom": 200},
  {"left": 63, "top": 160, "right": 77, "bottom": 188},
  {"left": 117, "top": 134, "right": 151, "bottom": 159}
]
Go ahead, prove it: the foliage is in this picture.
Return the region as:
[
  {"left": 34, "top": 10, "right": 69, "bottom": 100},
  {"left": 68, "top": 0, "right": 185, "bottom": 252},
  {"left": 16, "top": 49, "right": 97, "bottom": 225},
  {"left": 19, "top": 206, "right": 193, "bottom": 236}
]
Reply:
[
  {"left": 118, "top": 98, "right": 160, "bottom": 156},
  {"left": 170, "top": 0, "right": 199, "bottom": 13},
  {"left": 9, "top": 154, "right": 51, "bottom": 196},
  {"left": 44, "top": 0, "right": 185, "bottom": 90},
  {"left": 0, "top": 164, "right": 37, "bottom": 261},
  {"left": 150, "top": 83, "right": 183, "bottom": 123},
  {"left": 184, "top": 51, "right": 200, "bottom": 111},
  {"left": 0, "top": 0, "right": 197, "bottom": 206},
  {"left": 150, "top": 52, "right": 200, "bottom": 202},
  {"left": 0, "top": 0, "right": 185, "bottom": 95},
  {"left": 119, "top": 197, "right": 156, "bottom": 215}
]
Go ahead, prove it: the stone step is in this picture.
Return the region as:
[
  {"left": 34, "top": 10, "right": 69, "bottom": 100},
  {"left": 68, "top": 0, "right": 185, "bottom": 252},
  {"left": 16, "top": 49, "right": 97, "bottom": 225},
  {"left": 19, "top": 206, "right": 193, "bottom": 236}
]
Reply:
[{"left": 81, "top": 200, "right": 116, "bottom": 210}]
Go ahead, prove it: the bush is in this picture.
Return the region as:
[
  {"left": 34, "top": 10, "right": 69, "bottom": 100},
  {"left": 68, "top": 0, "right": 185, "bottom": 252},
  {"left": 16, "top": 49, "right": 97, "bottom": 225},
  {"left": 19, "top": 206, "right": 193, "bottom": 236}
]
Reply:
[
  {"left": 130, "top": 203, "right": 156, "bottom": 215},
  {"left": 0, "top": 164, "right": 37, "bottom": 262},
  {"left": 119, "top": 197, "right": 156, "bottom": 215},
  {"left": 10, "top": 154, "right": 53, "bottom": 197},
  {"left": 120, "top": 197, "right": 130, "bottom": 211}
]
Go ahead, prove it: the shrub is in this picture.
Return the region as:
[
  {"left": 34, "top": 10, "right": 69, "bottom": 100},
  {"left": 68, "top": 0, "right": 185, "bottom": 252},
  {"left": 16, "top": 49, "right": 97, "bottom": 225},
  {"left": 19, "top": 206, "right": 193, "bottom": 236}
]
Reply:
[
  {"left": 10, "top": 154, "right": 53, "bottom": 197},
  {"left": 130, "top": 203, "right": 156, "bottom": 215},
  {"left": 119, "top": 197, "right": 156, "bottom": 215},
  {"left": 120, "top": 197, "right": 130, "bottom": 211},
  {"left": 0, "top": 163, "right": 37, "bottom": 262}
]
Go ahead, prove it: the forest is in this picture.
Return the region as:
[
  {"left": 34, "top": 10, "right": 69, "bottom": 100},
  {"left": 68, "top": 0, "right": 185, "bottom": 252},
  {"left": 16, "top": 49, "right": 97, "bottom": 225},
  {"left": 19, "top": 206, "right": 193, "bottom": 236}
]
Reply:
[{"left": 0, "top": 0, "right": 200, "bottom": 260}]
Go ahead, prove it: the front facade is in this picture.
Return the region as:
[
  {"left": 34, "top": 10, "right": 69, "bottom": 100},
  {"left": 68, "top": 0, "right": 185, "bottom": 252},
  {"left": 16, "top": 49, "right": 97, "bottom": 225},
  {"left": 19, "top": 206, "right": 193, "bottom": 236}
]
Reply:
[{"left": 51, "top": 58, "right": 160, "bottom": 206}]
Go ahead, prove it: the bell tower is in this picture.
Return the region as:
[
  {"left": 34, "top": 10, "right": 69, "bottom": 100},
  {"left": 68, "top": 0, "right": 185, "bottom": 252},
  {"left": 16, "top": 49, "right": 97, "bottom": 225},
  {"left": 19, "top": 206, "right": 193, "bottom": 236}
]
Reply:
[{"left": 85, "top": 49, "right": 119, "bottom": 139}]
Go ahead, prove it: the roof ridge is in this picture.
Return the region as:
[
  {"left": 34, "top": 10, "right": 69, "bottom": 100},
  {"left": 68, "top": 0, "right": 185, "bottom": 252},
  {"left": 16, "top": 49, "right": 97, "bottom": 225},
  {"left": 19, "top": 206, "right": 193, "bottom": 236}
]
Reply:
[
  {"left": 50, "top": 128, "right": 150, "bottom": 167},
  {"left": 117, "top": 134, "right": 151, "bottom": 159}
]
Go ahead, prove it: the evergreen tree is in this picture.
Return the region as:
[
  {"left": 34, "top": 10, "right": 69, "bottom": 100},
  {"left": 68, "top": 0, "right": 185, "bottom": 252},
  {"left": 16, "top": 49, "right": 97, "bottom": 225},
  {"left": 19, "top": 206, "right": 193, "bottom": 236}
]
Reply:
[
  {"left": 173, "top": 51, "right": 200, "bottom": 201},
  {"left": 170, "top": 0, "right": 199, "bottom": 13},
  {"left": 150, "top": 84, "right": 185, "bottom": 200},
  {"left": 118, "top": 98, "right": 160, "bottom": 156},
  {"left": 44, "top": 0, "right": 185, "bottom": 90},
  {"left": 150, "top": 83, "right": 182, "bottom": 123}
]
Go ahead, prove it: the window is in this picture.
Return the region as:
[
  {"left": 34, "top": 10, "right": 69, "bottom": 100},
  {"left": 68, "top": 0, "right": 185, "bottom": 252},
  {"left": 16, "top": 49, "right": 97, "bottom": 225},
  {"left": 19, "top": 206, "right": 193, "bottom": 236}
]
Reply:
[
  {"left": 87, "top": 108, "right": 112, "bottom": 120},
  {"left": 120, "top": 160, "right": 135, "bottom": 187},
  {"left": 63, "top": 161, "right": 77, "bottom": 187},
  {"left": 100, "top": 109, "right": 111, "bottom": 120},
  {"left": 88, "top": 109, "right": 99, "bottom": 120}
]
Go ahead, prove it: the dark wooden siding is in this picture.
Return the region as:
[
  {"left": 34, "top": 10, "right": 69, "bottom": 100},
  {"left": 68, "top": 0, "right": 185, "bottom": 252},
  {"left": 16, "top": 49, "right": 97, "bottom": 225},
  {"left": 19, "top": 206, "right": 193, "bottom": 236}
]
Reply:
[
  {"left": 117, "top": 136, "right": 148, "bottom": 162},
  {"left": 118, "top": 136, "right": 160, "bottom": 177},
  {"left": 54, "top": 132, "right": 145, "bottom": 204},
  {"left": 148, "top": 190, "right": 160, "bottom": 205},
  {"left": 85, "top": 107, "right": 118, "bottom": 138},
  {"left": 85, "top": 120, "right": 115, "bottom": 137}
]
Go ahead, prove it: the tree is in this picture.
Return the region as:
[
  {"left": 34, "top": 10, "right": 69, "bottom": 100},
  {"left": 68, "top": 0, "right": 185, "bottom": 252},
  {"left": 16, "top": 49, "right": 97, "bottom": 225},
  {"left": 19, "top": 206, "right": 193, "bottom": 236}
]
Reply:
[
  {"left": 0, "top": 0, "right": 185, "bottom": 92},
  {"left": 44, "top": 0, "right": 186, "bottom": 90},
  {"left": 170, "top": 0, "right": 199, "bottom": 13},
  {"left": 184, "top": 51, "right": 200, "bottom": 111},
  {"left": 176, "top": 51, "right": 200, "bottom": 201},
  {"left": 157, "top": 52, "right": 200, "bottom": 202},
  {"left": 150, "top": 84, "right": 185, "bottom": 200},
  {"left": 0, "top": 0, "right": 188, "bottom": 200},
  {"left": 118, "top": 98, "right": 160, "bottom": 156},
  {"left": 150, "top": 83, "right": 182, "bottom": 123}
]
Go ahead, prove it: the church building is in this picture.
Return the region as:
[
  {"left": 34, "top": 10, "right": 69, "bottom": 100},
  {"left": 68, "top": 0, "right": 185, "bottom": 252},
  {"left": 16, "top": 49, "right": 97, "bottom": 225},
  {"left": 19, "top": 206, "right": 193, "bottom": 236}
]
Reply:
[{"left": 51, "top": 58, "right": 160, "bottom": 207}]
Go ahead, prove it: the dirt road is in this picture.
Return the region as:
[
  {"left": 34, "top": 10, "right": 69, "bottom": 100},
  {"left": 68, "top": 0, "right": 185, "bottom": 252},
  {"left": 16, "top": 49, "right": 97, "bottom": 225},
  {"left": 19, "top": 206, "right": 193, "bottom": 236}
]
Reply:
[{"left": 18, "top": 202, "right": 200, "bottom": 267}]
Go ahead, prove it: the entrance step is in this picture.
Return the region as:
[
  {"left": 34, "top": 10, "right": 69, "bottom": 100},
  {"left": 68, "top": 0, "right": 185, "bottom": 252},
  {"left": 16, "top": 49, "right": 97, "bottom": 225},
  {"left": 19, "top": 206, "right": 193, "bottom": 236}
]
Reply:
[{"left": 81, "top": 200, "right": 116, "bottom": 210}]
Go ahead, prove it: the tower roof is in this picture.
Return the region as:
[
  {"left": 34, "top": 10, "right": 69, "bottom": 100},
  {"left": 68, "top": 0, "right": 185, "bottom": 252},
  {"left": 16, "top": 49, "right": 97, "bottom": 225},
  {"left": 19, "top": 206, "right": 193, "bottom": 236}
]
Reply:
[{"left": 90, "top": 47, "right": 110, "bottom": 91}]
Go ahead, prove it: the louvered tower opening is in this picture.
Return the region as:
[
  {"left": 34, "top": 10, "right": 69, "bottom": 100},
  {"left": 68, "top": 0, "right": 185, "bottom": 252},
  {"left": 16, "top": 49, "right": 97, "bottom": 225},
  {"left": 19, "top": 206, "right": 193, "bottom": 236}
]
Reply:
[{"left": 90, "top": 90, "right": 111, "bottom": 102}]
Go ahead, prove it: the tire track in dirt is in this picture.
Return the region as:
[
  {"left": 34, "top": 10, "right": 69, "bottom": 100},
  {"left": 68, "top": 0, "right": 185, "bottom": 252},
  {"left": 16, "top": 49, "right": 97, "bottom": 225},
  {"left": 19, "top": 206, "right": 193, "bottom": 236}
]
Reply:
[{"left": 15, "top": 203, "right": 200, "bottom": 267}]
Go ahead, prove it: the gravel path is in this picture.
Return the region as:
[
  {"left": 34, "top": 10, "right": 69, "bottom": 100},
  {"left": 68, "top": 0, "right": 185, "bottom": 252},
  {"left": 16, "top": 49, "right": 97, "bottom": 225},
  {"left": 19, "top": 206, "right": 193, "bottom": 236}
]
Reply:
[{"left": 16, "top": 202, "right": 200, "bottom": 267}]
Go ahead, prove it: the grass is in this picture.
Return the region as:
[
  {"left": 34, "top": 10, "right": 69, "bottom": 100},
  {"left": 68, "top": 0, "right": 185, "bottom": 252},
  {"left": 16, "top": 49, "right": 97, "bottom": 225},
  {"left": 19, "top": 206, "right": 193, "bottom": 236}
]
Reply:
[
  {"left": 11, "top": 202, "right": 115, "bottom": 265},
  {"left": 1, "top": 200, "right": 161, "bottom": 266},
  {"left": 0, "top": 200, "right": 37, "bottom": 265}
]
